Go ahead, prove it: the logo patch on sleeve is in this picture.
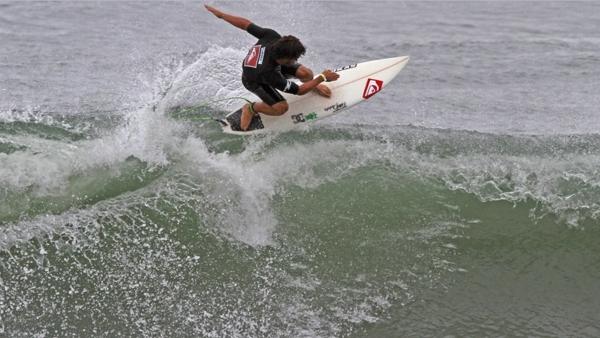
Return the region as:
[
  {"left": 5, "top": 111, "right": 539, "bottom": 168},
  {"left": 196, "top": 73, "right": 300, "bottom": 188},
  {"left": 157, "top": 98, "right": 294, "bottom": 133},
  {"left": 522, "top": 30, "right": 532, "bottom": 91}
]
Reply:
[
  {"left": 362, "top": 78, "right": 384, "bottom": 99},
  {"left": 258, "top": 46, "right": 266, "bottom": 65},
  {"left": 284, "top": 80, "right": 293, "bottom": 92},
  {"left": 244, "top": 45, "right": 261, "bottom": 68}
]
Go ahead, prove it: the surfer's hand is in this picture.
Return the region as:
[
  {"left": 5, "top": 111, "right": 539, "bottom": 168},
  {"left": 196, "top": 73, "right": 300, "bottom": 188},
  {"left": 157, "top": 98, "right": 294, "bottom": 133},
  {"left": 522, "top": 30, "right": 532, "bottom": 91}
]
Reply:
[
  {"left": 321, "top": 70, "right": 339, "bottom": 82},
  {"left": 313, "top": 84, "right": 332, "bottom": 98},
  {"left": 205, "top": 5, "right": 224, "bottom": 18}
]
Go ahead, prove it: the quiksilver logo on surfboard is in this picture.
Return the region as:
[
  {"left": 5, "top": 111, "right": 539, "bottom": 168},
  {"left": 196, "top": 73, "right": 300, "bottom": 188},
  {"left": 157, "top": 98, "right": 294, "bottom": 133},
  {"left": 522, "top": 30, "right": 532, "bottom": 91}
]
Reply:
[{"left": 362, "top": 78, "right": 384, "bottom": 99}]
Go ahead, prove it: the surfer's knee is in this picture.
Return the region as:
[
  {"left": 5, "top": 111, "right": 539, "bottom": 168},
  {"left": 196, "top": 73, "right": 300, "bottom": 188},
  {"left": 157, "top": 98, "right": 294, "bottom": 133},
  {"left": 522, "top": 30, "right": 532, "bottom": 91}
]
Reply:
[
  {"left": 296, "top": 66, "right": 313, "bottom": 82},
  {"left": 272, "top": 101, "right": 289, "bottom": 115}
]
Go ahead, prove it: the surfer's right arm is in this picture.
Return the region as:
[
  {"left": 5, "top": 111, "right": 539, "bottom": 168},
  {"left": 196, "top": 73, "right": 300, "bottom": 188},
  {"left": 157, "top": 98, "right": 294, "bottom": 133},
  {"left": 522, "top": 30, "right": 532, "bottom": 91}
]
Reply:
[
  {"left": 204, "top": 5, "right": 277, "bottom": 39},
  {"left": 204, "top": 5, "right": 251, "bottom": 30}
]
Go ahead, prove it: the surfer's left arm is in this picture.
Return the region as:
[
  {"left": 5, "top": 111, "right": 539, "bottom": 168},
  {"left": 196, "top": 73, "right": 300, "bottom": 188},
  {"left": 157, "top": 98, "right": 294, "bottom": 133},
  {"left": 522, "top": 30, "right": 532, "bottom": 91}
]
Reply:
[
  {"left": 293, "top": 65, "right": 332, "bottom": 97},
  {"left": 204, "top": 5, "right": 251, "bottom": 30},
  {"left": 267, "top": 70, "right": 339, "bottom": 96}
]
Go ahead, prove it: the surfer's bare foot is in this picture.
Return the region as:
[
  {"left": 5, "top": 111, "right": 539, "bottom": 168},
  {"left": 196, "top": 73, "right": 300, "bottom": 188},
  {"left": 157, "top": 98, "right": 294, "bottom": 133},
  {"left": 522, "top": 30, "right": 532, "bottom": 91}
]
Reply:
[
  {"left": 313, "top": 83, "right": 331, "bottom": 98},
  {"left": 240, "top": 103, "right": 253, "bottom": 131}
]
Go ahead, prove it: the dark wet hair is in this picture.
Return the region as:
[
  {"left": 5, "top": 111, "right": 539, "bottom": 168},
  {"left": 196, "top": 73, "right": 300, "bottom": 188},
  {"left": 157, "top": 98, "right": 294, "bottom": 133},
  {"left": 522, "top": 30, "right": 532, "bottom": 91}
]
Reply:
[{"left": 272, "top": 35, "right": 306, "bottom": 60}]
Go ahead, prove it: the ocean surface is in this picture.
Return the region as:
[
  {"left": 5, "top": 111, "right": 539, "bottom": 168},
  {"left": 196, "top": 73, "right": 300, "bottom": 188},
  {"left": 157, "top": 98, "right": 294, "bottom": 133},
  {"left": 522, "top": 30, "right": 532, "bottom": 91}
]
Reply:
[{"left": 2, "top": 1, "right": 600, "bottom": 337}]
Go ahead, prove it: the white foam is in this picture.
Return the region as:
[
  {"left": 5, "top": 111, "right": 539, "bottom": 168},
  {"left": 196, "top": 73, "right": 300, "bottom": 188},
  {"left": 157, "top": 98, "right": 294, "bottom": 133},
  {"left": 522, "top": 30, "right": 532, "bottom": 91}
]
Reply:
[
  {"left": 158, "top": 46, "right": 250, "bottom": 112},
  {"left": 0, "top": 46, "right": 279, "bottom": 247}
]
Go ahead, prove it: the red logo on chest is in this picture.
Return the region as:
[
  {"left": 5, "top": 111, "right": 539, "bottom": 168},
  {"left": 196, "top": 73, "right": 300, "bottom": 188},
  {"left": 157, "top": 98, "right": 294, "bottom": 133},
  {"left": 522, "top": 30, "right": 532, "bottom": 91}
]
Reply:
[
  {"left": 244, "top": 45, "right": 261, "bottom": 68},
  {"left": 362, "top": 78, "right": 384, "bottom": 99}
]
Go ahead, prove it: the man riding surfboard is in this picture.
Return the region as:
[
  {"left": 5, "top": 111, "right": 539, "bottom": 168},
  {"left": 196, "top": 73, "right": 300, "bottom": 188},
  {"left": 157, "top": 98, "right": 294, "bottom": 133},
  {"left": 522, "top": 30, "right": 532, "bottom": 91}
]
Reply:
[{"left": 205, "top": 5, "right": 340, "bottom": 131}]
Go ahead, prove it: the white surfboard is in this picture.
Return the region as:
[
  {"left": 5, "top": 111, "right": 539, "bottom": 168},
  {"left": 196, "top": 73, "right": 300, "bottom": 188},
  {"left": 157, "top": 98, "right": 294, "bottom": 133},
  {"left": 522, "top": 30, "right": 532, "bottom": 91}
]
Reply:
[{"left": 219, "top": 55, "right": 409, "bottom": 135}]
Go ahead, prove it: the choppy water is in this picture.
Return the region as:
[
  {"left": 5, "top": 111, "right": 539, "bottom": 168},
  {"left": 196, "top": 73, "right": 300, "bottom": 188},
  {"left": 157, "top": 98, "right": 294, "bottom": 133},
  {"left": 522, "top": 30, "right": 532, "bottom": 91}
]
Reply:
[{"left": 2, "top": 1, "right": 600, "bottom": 337}]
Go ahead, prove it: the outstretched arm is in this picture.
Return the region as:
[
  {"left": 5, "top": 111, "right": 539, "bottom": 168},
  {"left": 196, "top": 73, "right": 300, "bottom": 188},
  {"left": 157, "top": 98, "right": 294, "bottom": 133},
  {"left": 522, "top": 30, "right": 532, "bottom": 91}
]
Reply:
[{"left": 204, "top": 5, "right": 251, "bottom": 31}]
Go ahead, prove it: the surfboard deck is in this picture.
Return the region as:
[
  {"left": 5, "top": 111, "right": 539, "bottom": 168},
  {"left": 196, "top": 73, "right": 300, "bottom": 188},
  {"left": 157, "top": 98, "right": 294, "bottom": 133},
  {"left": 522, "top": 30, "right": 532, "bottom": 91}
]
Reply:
[{"left": 219, "top": 55, "right": 409, "bottom": 135}]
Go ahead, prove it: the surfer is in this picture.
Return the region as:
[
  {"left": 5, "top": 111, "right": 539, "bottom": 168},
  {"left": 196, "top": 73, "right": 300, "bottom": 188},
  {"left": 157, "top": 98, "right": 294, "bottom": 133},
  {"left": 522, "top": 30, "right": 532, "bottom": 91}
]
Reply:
[{"left": 205, "top": 5, "right": 340, "bottom": 131}]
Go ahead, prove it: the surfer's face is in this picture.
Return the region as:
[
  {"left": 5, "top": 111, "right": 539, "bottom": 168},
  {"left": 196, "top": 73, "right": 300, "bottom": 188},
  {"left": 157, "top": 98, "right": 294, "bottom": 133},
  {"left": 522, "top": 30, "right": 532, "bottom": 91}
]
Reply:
[{"left": 276, "top": 57, "right": 297, "bottom": 66}]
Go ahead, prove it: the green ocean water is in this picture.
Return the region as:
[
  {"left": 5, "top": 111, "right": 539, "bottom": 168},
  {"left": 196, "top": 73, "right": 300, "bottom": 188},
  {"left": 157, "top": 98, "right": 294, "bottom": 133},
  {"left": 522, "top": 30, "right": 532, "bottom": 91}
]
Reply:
[
  {"left": 2, "top": 118, "right": 600, "bottom": 336},
  {"left": 3, "top": 1, "right": 600, "bottom": 336}
]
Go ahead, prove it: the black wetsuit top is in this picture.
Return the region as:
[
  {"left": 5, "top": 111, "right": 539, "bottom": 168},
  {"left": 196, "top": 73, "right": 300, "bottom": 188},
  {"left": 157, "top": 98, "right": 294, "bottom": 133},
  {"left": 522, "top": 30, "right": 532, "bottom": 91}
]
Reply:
[{"left": 241, "top": 23, "right": 300, "bottom": 95}]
